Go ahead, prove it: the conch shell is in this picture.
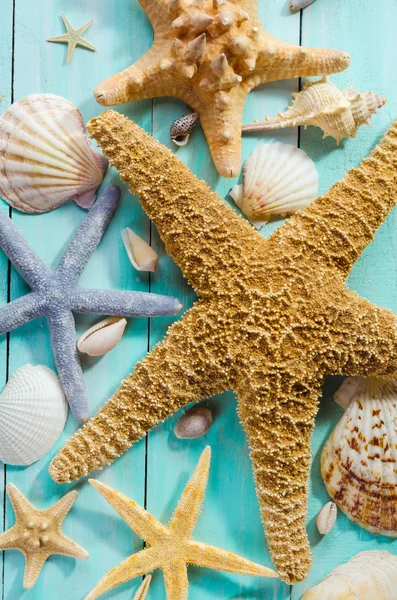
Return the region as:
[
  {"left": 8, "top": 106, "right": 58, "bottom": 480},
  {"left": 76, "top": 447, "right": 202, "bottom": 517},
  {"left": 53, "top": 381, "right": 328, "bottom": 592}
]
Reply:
[
  {"left": 302, "top": 551, "right": 397, "bottom": 599},
  {"left": 0, "top": 94, "right": 108, "bottom": 213},
  {"left": 242, "top": 77, "right": 387, "bottom": 143},
  {"left": 77, "top": 317, "right": 127, "bottom": 357},
  {"left": 322, "top": 377, "right": 397, "bottom": 536}
]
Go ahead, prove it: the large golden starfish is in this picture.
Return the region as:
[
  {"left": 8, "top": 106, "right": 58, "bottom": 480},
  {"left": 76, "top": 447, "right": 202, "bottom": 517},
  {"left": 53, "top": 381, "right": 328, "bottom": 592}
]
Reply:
[
  {"left": 93, "top": 0, "right": 350, "bottom": 177},
  {"left": 51, "top": 111, "right": 397, "bottom": 584},
  {"left": 0, "top": 484, "right": 88, "bottom": 588},
  {"left": 85, "top": 447, "right": 277, "bottom": 600}
]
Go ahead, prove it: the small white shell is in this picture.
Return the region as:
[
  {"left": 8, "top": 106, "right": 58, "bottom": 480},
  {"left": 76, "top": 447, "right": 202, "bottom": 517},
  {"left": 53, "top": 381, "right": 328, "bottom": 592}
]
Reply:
[
  {"left": 302, "top": 551, "right": 397, "bottom": 599},
  {"left": 133, "top": 575, "right": 152, "bottom": 600},
  {"left": 0, "top": 94, "right": 108, "bottom": 213},
  {"left": 122, "top": 227, "right": 159, "bottom": 272},
  {"left": 229, "top": 143, "right": 319, "bottom": 229},
  {"left": 0, "top": 365, "right": 68, "bottom": 466},
  {"left": 77, "top": 317, "right": 127, "bottom": 357},
  {"left": 333, "top": 376, "right": 363, "bottom": 410},
  {"left": 316, "top": 502, "right": 337, "bottom": 534},
  {"left": 174, "top": 406, "right": 213, "bottom": 439}
]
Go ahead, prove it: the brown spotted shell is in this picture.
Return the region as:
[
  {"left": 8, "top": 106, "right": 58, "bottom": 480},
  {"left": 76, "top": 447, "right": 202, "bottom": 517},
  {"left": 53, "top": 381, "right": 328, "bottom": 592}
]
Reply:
[
  {"left": 170, "top": 112, "right": 199, "bottom": 146},
  {"left": 321, "top": 377, "right": 397, "bottom": 536}
]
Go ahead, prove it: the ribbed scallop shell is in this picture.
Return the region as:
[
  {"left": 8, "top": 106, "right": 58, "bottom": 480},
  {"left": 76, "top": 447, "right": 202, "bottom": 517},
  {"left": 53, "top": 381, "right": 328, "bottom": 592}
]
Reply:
[
  {"left": 321, "top": 377, "right": 397, "bottom": 536},
  {"left": 0, "top": 94, "right": 108, "bottom": 213},
  {"left": 77, "top": 317, "right": 127, "bottom": 357},
  {"left": 0, "top": 364, "right": 68, "bottom": 466},
  {"left": 302, "top": 551, "right": 397, "bottom": 599},
  {"left": 229, "top": 142, "right": 319, "bottom": 229}
]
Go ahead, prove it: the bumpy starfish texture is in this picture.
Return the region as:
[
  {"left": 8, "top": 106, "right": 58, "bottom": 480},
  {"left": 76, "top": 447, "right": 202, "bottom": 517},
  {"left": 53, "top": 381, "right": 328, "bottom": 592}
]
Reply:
[
  {"left": 132, "top": 575, "right": 152, "bottom": 600},
  {"left": 48, "top": 13, "right": 96, "bottom": 63},
  {"left": 85, "top": 447, "right": 277, "bottom": 600},
  {"left": 93, "top": 0, "right": 350, "bottom": 177},
  {"left": 0, "top": 184, "right": 181, "bottom": 422},
  {"left": 0, "top": 484, "right": 88, "bottom": 589},
  {"left": 51, "top": 111, "right": 397, "bottom": 583}
]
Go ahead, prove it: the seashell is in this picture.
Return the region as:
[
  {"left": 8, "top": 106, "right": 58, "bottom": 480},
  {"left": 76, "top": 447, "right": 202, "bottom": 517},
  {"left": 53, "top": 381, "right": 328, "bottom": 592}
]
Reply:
[
  {"left": 0, "top": 94, "right": 108, "bottom": 213},
  {"left": 316, "top": 501, "right": 337, "bottom": 534},
  {"left": 302, "top": 551, "right": 397, "bottom": 599},
  {"left": 333, "top": 375, "right": 363, "bottom": 410},
  {"left": 170, "top": 112, "right": 199, "bottom": 146},
  {"left": 242, "top": 77, "right": 387, "bottom": 144},
  {"left": 122, "top": 227, "right": 159, "bottom": 272},
  {"left": 290, "top": 0, "right": 317, "bottom": 11},
  {"left": 322, "top": 377, "right": 397, "bottom": 536},
  {"left": 133, "top": 575, "right": 152, "bottom": 600},
  {"left": 0, "top": 365, "right": 68, "bottom": 466},
  {"left": 229, "top": 142, "right": 319, "bottom": 229},
  {"left": 77, "top": 317, "right": 127, "bottom": 357},
  {"left": 174, "top": 406, "right": 213, "bottom": 439}
]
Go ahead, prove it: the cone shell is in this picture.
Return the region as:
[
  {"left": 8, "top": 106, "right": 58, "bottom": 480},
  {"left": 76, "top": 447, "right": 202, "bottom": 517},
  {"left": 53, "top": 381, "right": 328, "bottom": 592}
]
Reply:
[
  {"left": 122, "top": 227, "right": 159, "bottom": 272},
  {"left": 0, "top": 365, "right": 68, "bottom": 466},
  {"left": 322, "top": 377, "right": 397, "bottom": 536},
  {"left": 77, "top": 317, "right": 127, "bottom": 357},
  {"left": 229, "top": 142, "right": 319, "bottom": 229},
  {"left": 0, "top": 94, "right": 108, "bottom": 213},
  {"left": 302, "top": 551, "right": 397, "bottom": 599}
]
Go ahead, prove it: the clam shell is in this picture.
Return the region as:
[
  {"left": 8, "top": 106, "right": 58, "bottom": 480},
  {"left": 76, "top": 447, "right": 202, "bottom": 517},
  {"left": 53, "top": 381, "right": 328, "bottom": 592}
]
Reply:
[
  {"left": 0, "top": 94, "right": 108, "bottom": 213},
  {"left": 122, "top": 227, "right": 159, "bottom": 272},
  {"left": 302, "top": 551, "right": 397, "bottom": 599},
  {"left": 77, "top": 317, "right": 127, "bottom": 357},
  {"left": 174, "top": 406, "right": 213, "bottom": 439},
  {"left": 229, "top": 142, "right": 319, "bottom": 229},
  {"left": 322, "top": 377, "right": 397, "bottom": 536},
  {"left": 0, "top": 365, "right": 68, "bottom": 466}
]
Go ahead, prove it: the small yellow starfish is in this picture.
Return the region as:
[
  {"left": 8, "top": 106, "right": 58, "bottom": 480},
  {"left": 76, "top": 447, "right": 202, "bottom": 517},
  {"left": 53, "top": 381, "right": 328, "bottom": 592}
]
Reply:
[
  {"left": 132, "top": 575, "right": 152, "bottom": 599},
  {"left": 0, "top": 484, "right": 88, "bottom": 589},
  {"left": 48, "top": 13, "right": 96, "bottom": 63},
  {"left": 85, "top": 447, "right": 277, "bottom": 600}
]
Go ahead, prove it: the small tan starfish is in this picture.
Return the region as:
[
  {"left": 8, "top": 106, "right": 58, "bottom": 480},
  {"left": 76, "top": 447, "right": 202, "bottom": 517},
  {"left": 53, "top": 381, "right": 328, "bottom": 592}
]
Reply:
[
  {"left": 85, "top": 447, "right": 277, "bottom": 600},
  {"left": 0, "top": 484, "right": 88, "bottom": 589},
  {"left": 132, "top": 575, "right": 152, "bottom": 599},
  {"left": 48, "top": 13, "right": 96, "bottom": 63}
]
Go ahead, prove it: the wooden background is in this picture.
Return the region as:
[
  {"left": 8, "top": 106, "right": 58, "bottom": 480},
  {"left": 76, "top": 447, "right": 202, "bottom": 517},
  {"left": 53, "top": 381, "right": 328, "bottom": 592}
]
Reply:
[{"left": 1, "top": 0, "right": 397, "bottom": 598}]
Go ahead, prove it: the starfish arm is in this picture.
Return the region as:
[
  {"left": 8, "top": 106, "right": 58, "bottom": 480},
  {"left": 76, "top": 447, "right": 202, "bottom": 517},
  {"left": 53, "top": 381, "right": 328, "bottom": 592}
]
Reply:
[
  {"left": 77, "top": 39, "right": 96, "bottom": 53},
  {"left": 137, "top": 0, "right": 172, "bottom": 29},
  {"left": 0, "top": 292, "right": 46, "bottom": 334},
  {"left": 0, "top": 210, "right": 51, "bottom": 289},
  {"left": 277, "top": 120, "right": 397, "bottom": 277},
  {"left": 84, "top": 548, "right": 159, "bottom": 600},
  {"left": 237, "top": 369, "right": 322, "bottom": 585},
  {"left": 61, "top": 13, "right": 73, "bottom": 34},
  {"left": 0, "top": 525, "right": 22, "bottom": 550},
  {"left": 163, "top": 561, "right": 188, "bottom": 600},
  {"left": 187, "top": 541, "right": 278, "bottom": 578},
  {"left": 49, "top": 303, "right": 233, "bottom": 483},
  {"left": 87, "top": 111, "right": 261, "bottom": 296},
  {"left": 169, "top": 446, "right": 210, "bottom": 536},
  {"left": 66, "top": 41, "right": 77, "bottom": 64},
  {"left": 48, "top": 532, "right": 89, "bottom": 561},
  {"left": 48, "top": 308, "right": 89, "bottom": 423},
  {"left": 23, "top": 553, "right": 48, "bottom": 589},
  {"left": 252, "top": 37, "right": 350, "bottom": 87},
  {"left": 71, "top": 288, "right": 182, "bottom": 318},
  {"left": 57, "top": 185, "right": 119, "bottom": 285},
  {"left": 76, "top": 20, "right": 94, "bottom": 37},
  {"left": 47, "top": 34, "right": 72, "bottom": 43},
  {"left": 43, "top": 490, "right": 78, "bottom": 525},
  {"left": 6, "top": 483, "right": 36, "bottom": 519},
  {"left": 89, "top": 479, "right": 168, "bottom": 544}
]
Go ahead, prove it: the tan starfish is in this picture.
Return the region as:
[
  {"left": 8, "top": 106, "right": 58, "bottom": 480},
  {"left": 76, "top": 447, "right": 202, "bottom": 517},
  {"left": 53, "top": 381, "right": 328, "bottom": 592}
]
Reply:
[
  {"left": 48, "top": 13, "right": 96, "bottom": 63},
  {"left": 132, "top": 575, "right": 152, "bottom": 599},
  {"left": 93, "top": 0, "right": 350, "bottom": 177},
  {"left": 85, "top": 447, "right": 277, "bottom": 600},
  {"left": 0, "top": 484, "right": 88, "bottom": 588}
]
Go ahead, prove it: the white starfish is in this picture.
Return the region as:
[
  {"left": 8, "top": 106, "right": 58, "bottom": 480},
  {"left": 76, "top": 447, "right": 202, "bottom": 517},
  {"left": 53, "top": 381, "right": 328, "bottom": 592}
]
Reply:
[{"left": 48, "top": 13, "right": 96, "bottom": 63}]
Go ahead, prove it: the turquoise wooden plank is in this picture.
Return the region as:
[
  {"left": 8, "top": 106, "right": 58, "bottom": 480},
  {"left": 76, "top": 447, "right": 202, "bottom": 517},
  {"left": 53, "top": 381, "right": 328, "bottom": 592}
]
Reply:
[
  {"left": 2, "top": 0, "right": 153, "bottom": 598},
  {"left": 0, "top": 0, "right": 13, "bottom": 593},
  {"left": 294, "top": 0, "right": 397, "bottom": 597},
  {"left": 147, "top": 3, "right": 302, "bottom": 599}
]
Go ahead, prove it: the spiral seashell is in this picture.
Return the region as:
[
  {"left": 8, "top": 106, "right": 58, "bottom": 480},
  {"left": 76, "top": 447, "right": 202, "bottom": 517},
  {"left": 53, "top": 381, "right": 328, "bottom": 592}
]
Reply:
[
  {"left": 322, "top": 377, "right": 397, "bottom": 536},
  {"left": 77, "top": 317, "right": 127, "bottom": 357},
  {"left": 229, "top": 142, "right": 319, "bottom": 229},
  {"left": 170, "top": 112, "right": 199, "bottom": 146},
  {"left": 0, "top": 365, "right": 68, "bottom": 466},
  {"left": 302, "top": 551, "right": 397, "bottom": 599},
  {"left": 174, "top": 406, "right": 213, "bottom": 439},
  {"left": 0, "top": 94, "right": 108, "bottom": 213},
  {"left": 122, "top": 227, "right": 159, "bottom": 272}
]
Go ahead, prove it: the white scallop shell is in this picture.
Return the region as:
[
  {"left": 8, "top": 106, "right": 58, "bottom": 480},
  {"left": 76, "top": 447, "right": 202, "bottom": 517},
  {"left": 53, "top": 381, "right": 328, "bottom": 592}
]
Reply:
[
  {"left": 302, "top": 551, "right": 397, "bottom": 599},
  {"left": 229, "top": 142, "right": 319, "bottom": 229},
  {"left": 122, "top": 227, "right": 159, "bottom": 272},
  {"left": 77, "top": 317, "right": 127, "bottom": 357},
  {"left": 0, "top": 364, "right": 68, "bottom": 466},
  {"left": 322, "top": 377, "right": 397, "bottom": 536},
  {"left": 0, "top": 94, "right": 108, "bottom": 213}
]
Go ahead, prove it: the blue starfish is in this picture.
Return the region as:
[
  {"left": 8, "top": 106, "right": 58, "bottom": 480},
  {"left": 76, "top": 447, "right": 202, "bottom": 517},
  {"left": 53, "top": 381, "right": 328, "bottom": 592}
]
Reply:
[{"left": 0, "top": 184, "right": 182, "bottom": 422}]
